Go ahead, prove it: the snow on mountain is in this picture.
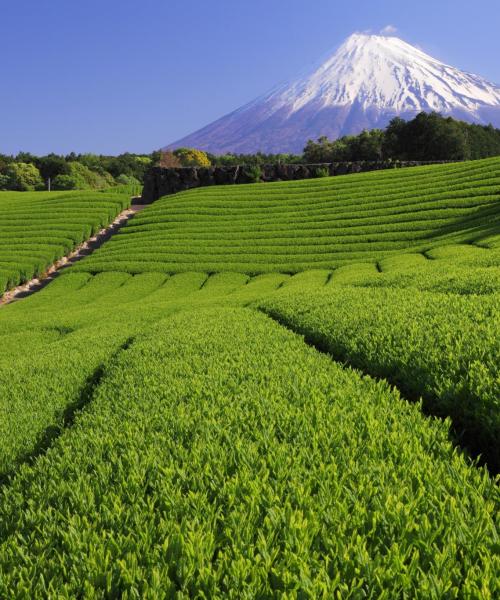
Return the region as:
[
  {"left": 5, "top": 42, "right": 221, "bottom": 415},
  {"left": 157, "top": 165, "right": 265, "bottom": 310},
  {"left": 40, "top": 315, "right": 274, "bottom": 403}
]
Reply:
[{"left": 166, "top": 33, "right": 500, "bottom": 154}]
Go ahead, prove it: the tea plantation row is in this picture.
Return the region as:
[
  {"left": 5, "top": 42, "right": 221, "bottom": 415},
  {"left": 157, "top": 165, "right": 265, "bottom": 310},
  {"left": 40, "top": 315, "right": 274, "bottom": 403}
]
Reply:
[
  {"left": 77, "top": 158, "right": 500, "bottom": 274},
  {"left": 0, "top": 190, "right": 130, "bottom": 294},
  {"left": 0, "top": 305, "right": 498, "bottom": 597},
  {"left": 1, "top": 246, "right": 498, "bottom": 478},
  {"left": 259, "top": 278, "right": 500, "bottom": 469}
]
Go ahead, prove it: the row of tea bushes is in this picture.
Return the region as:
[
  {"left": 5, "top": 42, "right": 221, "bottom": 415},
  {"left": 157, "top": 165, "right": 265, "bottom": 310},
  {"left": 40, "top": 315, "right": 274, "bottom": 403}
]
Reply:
[
  {"left": 0, "top": 190, "right": 130, "bottom": 294},
  {"left": 258, "top": 284, "right": 500, "bottom": 470},
  {"left": 0, "top": 308, "right": 497, "bottom": 597},
  {"left": 79, "top": 158, "right": 500, "bottom": 274}
]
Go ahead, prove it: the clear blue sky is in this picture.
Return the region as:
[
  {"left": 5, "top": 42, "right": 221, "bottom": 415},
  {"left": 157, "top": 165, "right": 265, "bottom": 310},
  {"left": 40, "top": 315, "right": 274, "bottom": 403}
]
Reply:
[{"left": 1, "top": 0, "right": 499, "bottom": 155}]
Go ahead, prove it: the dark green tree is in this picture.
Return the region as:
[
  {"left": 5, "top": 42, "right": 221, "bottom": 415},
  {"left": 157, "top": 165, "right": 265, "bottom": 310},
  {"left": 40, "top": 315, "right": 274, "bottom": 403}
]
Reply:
[{"left": 36, "top": 154, "right": 70, "bottom": 182}]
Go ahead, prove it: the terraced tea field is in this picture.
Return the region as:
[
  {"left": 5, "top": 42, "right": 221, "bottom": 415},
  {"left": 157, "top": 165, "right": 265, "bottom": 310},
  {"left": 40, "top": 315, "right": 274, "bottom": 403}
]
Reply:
[
  {"left": 0, "top": 190, "right": 130, "bottom": 294},
  {"left": 78, "top": 157, "right": 500, "bottom": 274},
  {"left": 0, "top": 159, "right": 498, "bottom": 597}
]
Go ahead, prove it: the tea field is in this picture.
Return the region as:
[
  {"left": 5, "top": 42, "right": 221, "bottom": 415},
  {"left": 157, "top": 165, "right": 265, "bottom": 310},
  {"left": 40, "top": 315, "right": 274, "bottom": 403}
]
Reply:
[
  {"left": 0, "top": 159, "right": 498, "bottom": 597},
  {"left": 0, "top": 190, "right": 130, "bottom": 294},
  {"left": 77, "top": 157, "right": 500, "bottom": 274}
]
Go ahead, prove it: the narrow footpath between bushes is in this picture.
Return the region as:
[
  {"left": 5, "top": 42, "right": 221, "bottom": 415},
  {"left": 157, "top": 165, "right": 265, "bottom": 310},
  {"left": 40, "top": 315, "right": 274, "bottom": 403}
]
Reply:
[{"left": 0, "top": 202, "right": 147, "bottom": 306}]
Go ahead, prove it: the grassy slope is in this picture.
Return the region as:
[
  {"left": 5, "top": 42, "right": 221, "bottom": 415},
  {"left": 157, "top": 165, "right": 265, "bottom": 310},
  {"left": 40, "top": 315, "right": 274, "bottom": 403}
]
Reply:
[
  {"left": 77, "top": 158, "right": 500, "bottom": 274},
  {"left": 0, "top": 190, "right": 130, "bottom": 294}
]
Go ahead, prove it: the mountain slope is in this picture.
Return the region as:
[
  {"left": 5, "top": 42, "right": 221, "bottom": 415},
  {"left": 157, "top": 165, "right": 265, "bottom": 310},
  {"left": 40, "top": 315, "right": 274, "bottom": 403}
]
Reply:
[{"left": 166, "top": 33, "right": 500, "bottom": 154}]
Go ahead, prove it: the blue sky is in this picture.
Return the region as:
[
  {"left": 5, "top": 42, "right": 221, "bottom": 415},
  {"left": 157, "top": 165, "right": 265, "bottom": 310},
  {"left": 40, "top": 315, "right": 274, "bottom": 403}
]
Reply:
[{"left": 1, "top": 0, "right": 499, "bottom": 155}]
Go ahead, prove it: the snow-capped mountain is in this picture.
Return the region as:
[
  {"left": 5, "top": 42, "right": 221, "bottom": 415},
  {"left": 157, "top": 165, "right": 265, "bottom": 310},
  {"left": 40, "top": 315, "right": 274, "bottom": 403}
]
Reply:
[{"left": 166, "top": 33, "right": 500, "bottom": 154}]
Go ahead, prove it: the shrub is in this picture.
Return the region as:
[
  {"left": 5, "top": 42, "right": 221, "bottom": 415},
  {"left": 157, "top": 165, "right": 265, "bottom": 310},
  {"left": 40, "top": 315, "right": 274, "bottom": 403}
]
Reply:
[
  {"left": 313, "top": 166, "right": 330, "bottom": 178},
  {"left": 0, "top": 173, "right": 10, "bottom": 190},
  {"left": 52, "top": 162, "right": 114, "bottom": 190},
  {"left": 52, "top": 173, "right": 88, "bottom": 190},
  {"left": 115, "top": 174, "right": 141, "bottom": 186},
  {"left": 173, "top": 148, "right": 211, "bottom": 167},
  {"left": 243, "top": 164, "right": 262, "bottom": 183}
]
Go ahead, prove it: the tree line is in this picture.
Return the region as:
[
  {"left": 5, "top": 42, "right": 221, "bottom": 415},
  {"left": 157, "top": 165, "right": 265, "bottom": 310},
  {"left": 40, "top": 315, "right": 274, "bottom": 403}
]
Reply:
[
  {"left": 303, "top": 112, "right": 500, "bottom": 163},
  {"left": 2, "top": 113, "right": 500, "bottom": 191},
  {"left": 0, "top": 152, "right": 159, "bottom": 192}
]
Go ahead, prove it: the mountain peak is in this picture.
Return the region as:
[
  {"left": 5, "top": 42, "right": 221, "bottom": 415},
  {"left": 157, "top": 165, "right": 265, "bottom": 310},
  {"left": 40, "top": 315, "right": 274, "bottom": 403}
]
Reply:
[
  {"left": 345, "top": 31, "right": 399, "bottom": 42},
  {"left": 166, "top": 32, "right": 500, "bottom": 154},
  {"left": 335, "top": 32, "right": 440, "bottom": 66}
]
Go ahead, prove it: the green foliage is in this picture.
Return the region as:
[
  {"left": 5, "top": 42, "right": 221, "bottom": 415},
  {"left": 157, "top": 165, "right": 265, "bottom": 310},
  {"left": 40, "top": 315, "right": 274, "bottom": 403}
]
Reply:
[
  {"left": 36, "top": 153, "right": 70, "bottom": 181},
  {"left": 0, "top": 152, "right": 156, "bottom": 189},
  {"left": 383, "top": 112, "right": 468, "bottom": 160},
  {"left": 304, "top": 129, "right": 385, "bottom": 162},
  {"left": 0, "top": 153, "right": 14, "bottom": 170},
  {"left": 14, "top": 151, "right": 38, "bottom": 164},
  {"left": 78, "top": 157, "right": 500, "bottom": 274},
  {"left": 51, "top": 173, "right": 87, "bottom": 191},
  {"left": 0, "top": 173, "right": 9, "bottom": 190},
  {"left": 104, "top": 152, "right": 152, "bottom": 181},
  {"left": 243, "top": 164, "right": 262, "bottom": 183},
  {"left": 0, "top": 162, "right": 44, "bottom": 191},
  {"left": 103, "top": 182, "right": 143, "bottom": 198},
  {"left": 208, "top": 151, "right": 302, "bottom": 166},
  {"left": 0, "top": 155, "right": 498, "bottom": 595},
  {"left": 258, "top": 278, "right": 500, "bottom": 469},
  {"left": 52, "top": 161, "right": 115, "bottom": 190},
  {"left": 115, "top": 173, "right": 141, "bottom": 186},
  {"left": 52, "top": 162, "right": 90, "bottom": 190},
  {"left": 313, "top": 166, "right": 330, "bottom": 178}
]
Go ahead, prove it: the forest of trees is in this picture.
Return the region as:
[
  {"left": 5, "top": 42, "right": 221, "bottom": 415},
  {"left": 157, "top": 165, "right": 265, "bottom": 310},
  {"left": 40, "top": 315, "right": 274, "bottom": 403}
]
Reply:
[{"left": 2, "top": 113, "right": 500, "bottom": 191}]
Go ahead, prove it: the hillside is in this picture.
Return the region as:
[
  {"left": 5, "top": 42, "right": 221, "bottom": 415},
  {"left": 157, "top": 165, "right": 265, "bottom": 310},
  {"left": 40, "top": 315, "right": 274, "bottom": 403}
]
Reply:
[{"left": 78, "top": 158, "right": 500, "bottom": 274}]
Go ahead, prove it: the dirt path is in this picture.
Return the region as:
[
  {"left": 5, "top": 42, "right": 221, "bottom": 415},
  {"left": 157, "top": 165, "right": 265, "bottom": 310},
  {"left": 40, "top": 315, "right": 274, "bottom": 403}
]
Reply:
[{"left": 0, "top": 203, "right": 146, "bottom": 306}]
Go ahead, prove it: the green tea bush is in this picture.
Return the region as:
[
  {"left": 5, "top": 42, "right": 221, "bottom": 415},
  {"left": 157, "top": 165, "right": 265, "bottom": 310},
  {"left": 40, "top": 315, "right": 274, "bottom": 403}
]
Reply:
[
  {"left": 0, "top": 308, "right": 497, "bottom": 597},
  {"left": 0, "top": 157, "right": 498, "bottom": 596},
  {"left": 258, "top": 285, "right": 500, "bottom": 469}
]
